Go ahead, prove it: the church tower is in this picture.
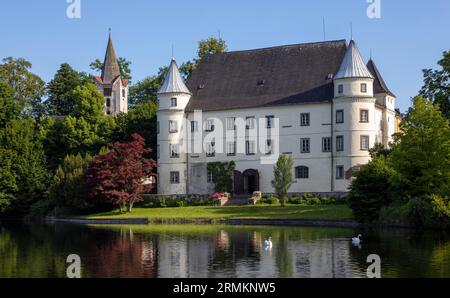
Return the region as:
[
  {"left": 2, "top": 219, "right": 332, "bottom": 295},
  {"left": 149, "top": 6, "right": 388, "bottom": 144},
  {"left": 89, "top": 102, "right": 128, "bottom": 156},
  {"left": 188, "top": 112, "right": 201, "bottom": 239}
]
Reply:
[
  {"left": 93, "top": 33, "right": 128, "bottom": 116},
  {"left": 333, "top": 40, "right": 376, "bottom": 191},
  {"left": 156, "top": 58, "right": 192, "bottom": 195}
]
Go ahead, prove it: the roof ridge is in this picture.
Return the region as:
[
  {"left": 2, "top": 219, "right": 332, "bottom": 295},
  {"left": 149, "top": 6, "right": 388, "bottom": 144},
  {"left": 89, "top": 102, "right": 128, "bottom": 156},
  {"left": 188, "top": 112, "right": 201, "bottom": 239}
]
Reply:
[{"left": 209, "top": 39, "right": 347, "bottom": 55}]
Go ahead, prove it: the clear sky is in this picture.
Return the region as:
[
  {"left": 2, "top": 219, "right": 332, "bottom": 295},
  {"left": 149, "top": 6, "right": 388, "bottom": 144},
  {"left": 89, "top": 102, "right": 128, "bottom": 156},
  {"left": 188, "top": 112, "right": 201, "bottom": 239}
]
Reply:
[{"left": 0, "top": 0, "right": 449, "bottom": 112}]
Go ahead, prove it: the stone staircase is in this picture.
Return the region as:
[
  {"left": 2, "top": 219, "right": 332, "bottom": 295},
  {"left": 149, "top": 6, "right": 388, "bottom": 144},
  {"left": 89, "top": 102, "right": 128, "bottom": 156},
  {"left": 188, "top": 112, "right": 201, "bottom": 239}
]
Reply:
[{"left": 225, "top": 194, "right": 251, "bottom": 206}]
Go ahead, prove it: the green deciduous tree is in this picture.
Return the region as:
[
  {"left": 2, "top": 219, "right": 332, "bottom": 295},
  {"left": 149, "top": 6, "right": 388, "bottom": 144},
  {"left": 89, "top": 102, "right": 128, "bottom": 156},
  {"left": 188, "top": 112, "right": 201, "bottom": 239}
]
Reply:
[
  {"left": 271, "top": 155, "right": 294, "bottom": 207},
  {"left": 49, "top": 153, "right": 93, "bottom": 211},
  {"left": 0, "top": 57, "right": 45, "bottom": 116},
  {"left": 46, "top": 63, "right": 89, "bottom": 116},
  {"left": 390, "top": 96, "right": 450, "bottom": 197},
  {"left": 349, "top": 156, "right": 397, "bottom": 223},
  {"left": 420, "top": 50, "right": 450, "bottom": 119},
  {"left": 207, "top": 162, "right": 236, "bottom": 193}
]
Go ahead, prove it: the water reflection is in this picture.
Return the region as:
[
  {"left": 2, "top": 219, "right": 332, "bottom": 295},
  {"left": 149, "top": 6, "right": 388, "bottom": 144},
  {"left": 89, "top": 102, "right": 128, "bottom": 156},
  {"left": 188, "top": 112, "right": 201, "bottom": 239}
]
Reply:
[{"left": 0, "top": 223, "right": 449, "bottom": 278}]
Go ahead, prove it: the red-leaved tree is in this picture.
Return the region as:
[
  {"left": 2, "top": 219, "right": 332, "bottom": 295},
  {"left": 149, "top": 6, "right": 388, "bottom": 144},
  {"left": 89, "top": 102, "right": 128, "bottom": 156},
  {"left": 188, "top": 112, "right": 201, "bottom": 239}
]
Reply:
[{"left": 86, "top": 134, "right": 158, "bottom": 212}]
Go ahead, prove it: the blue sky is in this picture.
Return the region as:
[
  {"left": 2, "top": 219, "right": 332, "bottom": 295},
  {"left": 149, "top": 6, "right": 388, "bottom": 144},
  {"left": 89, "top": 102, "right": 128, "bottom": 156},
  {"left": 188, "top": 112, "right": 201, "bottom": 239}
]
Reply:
[{"left": 0, "top": 0, "right": 449, "bottom": 112}]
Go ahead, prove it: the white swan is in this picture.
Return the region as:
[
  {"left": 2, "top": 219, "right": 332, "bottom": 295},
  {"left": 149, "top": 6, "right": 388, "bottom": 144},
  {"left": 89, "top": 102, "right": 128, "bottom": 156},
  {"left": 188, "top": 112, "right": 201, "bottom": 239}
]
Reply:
[
  {"left": 264, "top": 237, "right": 273, "bottom": 248},
  {"left": 352, "top": 234, "right": 362, "bottom": 245}
]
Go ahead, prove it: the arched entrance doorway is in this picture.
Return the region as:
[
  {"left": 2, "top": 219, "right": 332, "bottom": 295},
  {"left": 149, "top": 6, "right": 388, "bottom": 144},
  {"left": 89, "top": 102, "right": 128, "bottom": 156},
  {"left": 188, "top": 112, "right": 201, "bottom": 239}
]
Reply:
[{"left": 243, "top": 169, "right": 259, "bottom": 194}]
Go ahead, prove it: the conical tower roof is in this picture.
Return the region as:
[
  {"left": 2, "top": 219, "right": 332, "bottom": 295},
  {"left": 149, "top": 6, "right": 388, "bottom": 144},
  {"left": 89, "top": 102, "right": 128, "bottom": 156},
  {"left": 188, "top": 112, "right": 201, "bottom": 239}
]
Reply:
[
  {"left": 335, "top": 40, "right": 373, "bottom": 79},
  {"left": 158, "top": 58, "right": 191, "bottom": 95},
  {"left": 101, "top": 33, "right": 121, "bottom": 84},
  {"left": 367, "top": 59, "right": 396, "bottom": 97}
]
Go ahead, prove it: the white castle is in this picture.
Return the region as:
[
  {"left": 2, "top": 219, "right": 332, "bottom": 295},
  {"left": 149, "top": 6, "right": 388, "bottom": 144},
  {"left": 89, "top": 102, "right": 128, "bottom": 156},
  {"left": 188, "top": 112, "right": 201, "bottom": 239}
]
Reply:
[{"left": 156, "top": 39, "right": 397, "bottom": 196}]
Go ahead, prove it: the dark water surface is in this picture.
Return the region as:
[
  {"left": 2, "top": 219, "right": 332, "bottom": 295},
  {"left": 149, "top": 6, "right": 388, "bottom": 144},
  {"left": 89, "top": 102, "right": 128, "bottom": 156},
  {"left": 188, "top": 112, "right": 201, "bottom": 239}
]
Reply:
[{"left": 0, "top": 222, "right": 449, "bottom": 278}]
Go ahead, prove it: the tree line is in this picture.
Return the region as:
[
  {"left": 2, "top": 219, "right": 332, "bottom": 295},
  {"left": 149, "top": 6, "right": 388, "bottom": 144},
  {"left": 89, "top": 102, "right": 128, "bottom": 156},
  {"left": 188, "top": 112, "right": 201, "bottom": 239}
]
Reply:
[{"left": 0, "top": 37, "right": 227, "bottom": 217}]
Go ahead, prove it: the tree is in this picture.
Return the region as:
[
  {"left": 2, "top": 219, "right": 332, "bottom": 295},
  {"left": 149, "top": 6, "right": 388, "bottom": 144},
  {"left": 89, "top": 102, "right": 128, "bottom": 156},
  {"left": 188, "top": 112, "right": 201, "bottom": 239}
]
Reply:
[
  {"left": 114, "top": 101, "right": 157, "bottom": 154},
  {"left": 90, "top": 57, "right": 132, "bottom": 81},
  {"left": 369, "top": 143, "right": 392, "bottom": 159},
  {"left": 390, "top": 96, "right": 450, "bottom": 197},
  {"left": 0, "top": 81, "right": 22, "bottom": 127},
  {"left": 420, "top": 50, "right": 450, "bottom": 119},
  {"left": 46, "top": 63, "right": 89, "bottom": 115},
  {"left": 271, "top": 155, "right": 294, "bottom": 207},
  {"left": 49, "top": 153, "right": 93, "bottom": 211},
  {"left": 86, "top": 134, "right": 157, "bottom": 212},
  {"left": 207, "top": 162, "right": 236, "bottom": 193},
  {"left": 348, "top": 156, "right": 397, "bottom": 223},
  {"left": 0, "top": 57, "right": 45, "bottom": 116}
]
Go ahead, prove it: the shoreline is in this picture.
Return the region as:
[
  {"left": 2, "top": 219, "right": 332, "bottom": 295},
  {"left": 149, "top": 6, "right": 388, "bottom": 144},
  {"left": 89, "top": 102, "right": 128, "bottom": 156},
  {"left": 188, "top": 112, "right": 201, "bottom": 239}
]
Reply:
[{"left": 45, "top": 216, "right": 418, "bottom": 229}]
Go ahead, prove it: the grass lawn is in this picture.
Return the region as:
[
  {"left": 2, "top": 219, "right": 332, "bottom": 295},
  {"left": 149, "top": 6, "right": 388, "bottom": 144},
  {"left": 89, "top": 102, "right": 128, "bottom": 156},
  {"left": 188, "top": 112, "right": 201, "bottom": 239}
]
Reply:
[{"left": 86, "top": 204, "right": 353, "bottom": 221}]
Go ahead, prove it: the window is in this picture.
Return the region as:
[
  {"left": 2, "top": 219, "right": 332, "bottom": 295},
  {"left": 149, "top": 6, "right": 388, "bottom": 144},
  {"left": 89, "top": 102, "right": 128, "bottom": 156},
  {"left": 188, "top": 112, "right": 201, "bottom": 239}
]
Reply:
[
  {"left": 361, "top": 83, "right": 367, "bottom": 93},
  {"left": 104, "top": 88, "right": 112, "bottom": 97},
  {"left": 296, "top": 166, "right": 309, "bottom": 179},
  {"left": 246, "top": 117, "right": 255, "bottom": 129},
  {"left": 300, "top": 138, "right": 310, "bottom": 153},
  {"left": 338, "top": 84, "right": 343, "bottom": 94},
  {"left": 106, "top": 98, "right": 111, "bottom": 107},
  {"left": 191, "top": 121, "right": 198, "bottom": 132},
  {"left": 336, "top": 166, "right": 344, "bottom": 180},
  {"left": 266, "top": 116, "right": 275, "bottom": 128},
  {"left": 169, "top": 144, "right": 179, "bottom": 158},
  {"left": 157, "top": 144, "right": 160, "bottom": 159},
  {"left": 122, "top": 89, "right": 126, "bottom": 98},
  {"left": 169, "top": 120, "right": 178, "bottom": 133},
  {"left": 322, "top": 137, "right": 332, "bottom": 152},
  {"left": 206, "top": 141, "right": 215, "bottom": 157},
  {"left": 171, "top": 97, "right": 177, "bottom": 107},
  {"left": 360, "top": 135, "right": 370, "bottom": 151},
  {"left": 360, "top": 109, "right": 369, "bottom": 123},
  {"left": 207, "top": 171, "right": 213, "bottom": 183},
  {"left": 157, "top": 121, "right": 160, "bottom": 134},
  {"left": 170, "top": 171, "right": 180, "bottom": 184},
  {"left": 300, "top": 113, "right": 310, "bottom": 126},
  {"left": 246, "top": 140, "right": 256, "bottom": 155},
  {"left": 336, "top": 110, "right": 344, "bottom": 124},
  {"left": 336, "top": 135, "right": 344, "bottom": 152},
  {"left": 226, "top": 117, "right": 235, "bottom": 130},
  {"left": 226, "top": 141, "right": 236, "bottom": 156},
  {"left": 266, "top": 139, "right": 274, "bottom": 155},
  {"left": 205, "top": 119, "right": 214, "bottom": 132}
]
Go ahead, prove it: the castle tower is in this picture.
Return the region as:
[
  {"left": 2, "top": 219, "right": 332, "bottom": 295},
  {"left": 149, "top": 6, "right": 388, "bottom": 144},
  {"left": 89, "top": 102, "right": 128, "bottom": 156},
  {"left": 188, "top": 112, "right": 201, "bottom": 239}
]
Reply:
[
  {"left": 93, "top": 33, "right": 128, "bottom": 116},
  {"left": 333, "top": 40, "right": 375, "bottom": 191},
  {"left": 156, "top": 58, "right": 192, "bottom": 195}
]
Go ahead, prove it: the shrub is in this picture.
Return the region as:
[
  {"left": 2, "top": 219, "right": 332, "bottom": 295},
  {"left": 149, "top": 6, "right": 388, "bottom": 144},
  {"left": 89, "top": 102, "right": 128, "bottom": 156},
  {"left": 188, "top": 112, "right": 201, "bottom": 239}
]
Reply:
[
  {"left": 348, "top": 156, "right": 397, "bottom": 223},
  {"left": 406, "top": 197, "right": 434, "bottom": 227},
  {"left": 306, "top": 197, "right": 321, "bottom": 205},
  {"left": 288, "top": 197, "right": 305, "bottom": 205},
  {"left": 257, "top": 196, "right": 279, "bottom": 205},
  {"left": 29, "top": 199, "right": 55, "bottom": 218}
]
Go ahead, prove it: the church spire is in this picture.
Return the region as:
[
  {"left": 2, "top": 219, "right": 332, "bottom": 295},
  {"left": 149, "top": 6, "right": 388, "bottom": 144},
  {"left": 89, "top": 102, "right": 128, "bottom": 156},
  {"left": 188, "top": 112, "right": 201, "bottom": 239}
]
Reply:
[
  {"left": 101, "top": 31, "right": 121, "bottom": 84},
  {"left": 335, "top": 40, "right": 373, "bottom": 79},
  {"left": 158, "top": 58, "right": 191, "bottom": 95}
]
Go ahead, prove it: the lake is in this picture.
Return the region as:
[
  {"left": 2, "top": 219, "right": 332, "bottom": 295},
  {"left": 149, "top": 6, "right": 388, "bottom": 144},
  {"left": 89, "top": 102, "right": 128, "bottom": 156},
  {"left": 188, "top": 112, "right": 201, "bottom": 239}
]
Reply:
[{"left": 0, "top": 222, "right": 449, "bottom": 278}]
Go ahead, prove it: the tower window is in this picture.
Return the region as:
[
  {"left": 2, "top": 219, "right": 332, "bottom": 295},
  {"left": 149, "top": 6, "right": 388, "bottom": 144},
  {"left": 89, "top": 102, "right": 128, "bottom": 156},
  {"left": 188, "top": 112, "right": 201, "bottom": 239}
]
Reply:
[
  {"left": 169, "top": 144, "right": 179, "bottom": 158},
  {"left": 300, "top": 113, "right": 310, "bottom": 126},
  {"left": 122, "top": 89, "right": 126, "bottom": 98},
  {"left": 171, "top": 97, "right": 177, "bottom": 107},
  {"left": 207, "top": 171, "right": 214, "bottom": 183},
  {"left": 336, "top": 110, "right": 344, "bottom": 124},
  {"left": 336, "top": 166, "right": 344, "bottom": 180},
  {"left": 300, "top": 138, "right": 310, "bottom": 153},
  {"left": 106, "top": 98, "right": 111, "bottom": 107},
  {"left": 360, "top": 109, "right": 369, "bottom": 123},
  {"left": 336, "top": 135, "right": 344, "bottom": 152},
  {"left": 295, "top": 166, "right": 309, "bottom": 179},
  {"left": 104, "top": 88, "right": 112, "bottom": 96},
  {"left": 169, "top": 120, "right": 178, "bottom": 133},
  {"left": 170, "top": 171, "right": 180, "bottom": 184},
  {"left": 361, "top": 83, "right": 367, "bottom": 93},
  {"left": 338, "top": 84, "right": 344, "bottom": 94},
  {"left": 157, "top": 121, "right": 160, "bottom": 134},
  {"left": 360, "top": 135, "right": 370, "bottom": 151}
]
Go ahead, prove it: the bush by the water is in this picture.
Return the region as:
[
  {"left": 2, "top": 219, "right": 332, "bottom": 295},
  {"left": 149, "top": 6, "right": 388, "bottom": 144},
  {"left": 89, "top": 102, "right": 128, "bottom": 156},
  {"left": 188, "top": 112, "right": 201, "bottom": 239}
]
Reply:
[
  {"left": 257, "top": 194, "right": 340, "bottom": 206},
  {"left": 141, "top": 197, "right": 216, "bottom": 208},
  {"left": 348, "top": 156, "right": 397, "bottom": 223}
]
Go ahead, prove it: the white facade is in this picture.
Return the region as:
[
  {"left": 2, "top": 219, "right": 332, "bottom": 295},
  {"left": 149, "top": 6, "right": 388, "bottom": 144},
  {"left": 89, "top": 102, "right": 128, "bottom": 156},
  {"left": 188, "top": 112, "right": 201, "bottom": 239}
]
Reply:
[{"left": 157, "top": 40, "right": 397, "bottom": 196}]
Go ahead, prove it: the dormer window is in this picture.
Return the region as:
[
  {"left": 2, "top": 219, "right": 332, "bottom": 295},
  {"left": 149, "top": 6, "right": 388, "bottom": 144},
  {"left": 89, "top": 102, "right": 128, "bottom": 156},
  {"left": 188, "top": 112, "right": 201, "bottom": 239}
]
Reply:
[
  {"left": 171, "top": 97, "right": 177, "bottom": 107},
  {"left": 338, "top": 84, "right": 344, "bottom": 94},
  {"left": 361, "top": 83, "right": 367, "bottom": 93}
]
